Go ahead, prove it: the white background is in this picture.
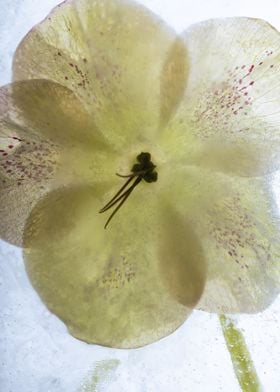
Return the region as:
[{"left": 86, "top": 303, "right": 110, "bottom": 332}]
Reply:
[{"left": 0, "top": 0, "right": 280, "bottom": 391}]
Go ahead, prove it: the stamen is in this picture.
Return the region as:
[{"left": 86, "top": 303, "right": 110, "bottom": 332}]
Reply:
[
  {"left": 103, "top": 177, "right": 142, "bottom": 229},
  {"left": 99, "top": 152, "right": 158, "bottom": 228},
  {"left": 99, "top": 176, "right": 140, "bottom": 213},
  {"left": 116, "top": 173, "right": 134, "bottom": 178},
  {"left": 99, "top": 175, "right": 135, "bottom": 213}
]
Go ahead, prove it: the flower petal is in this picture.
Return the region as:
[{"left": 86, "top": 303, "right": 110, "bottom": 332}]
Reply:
[
  {"left": 13, "top": 0, "right": 185, "bottom": 149},
  {"left": 163, "top": 18, "right": 280, "bottom": 176},
  {"left": 0, "top": 80, "right": 105, "bottom": 246},
  {"left": 0, "top": 84, "right": 57, "bottom": 245},
  {"left": 1, "top": 80, "right": 100, "bottom": 147},
  {"left": 23, "top": 185, "right": 205, "bottom": 348},
  {"left": 165, "top": 167, "right": 280, "bottom": 313},
  {"left": 159, "top": 37, "right": 189, "bottom": 129}
]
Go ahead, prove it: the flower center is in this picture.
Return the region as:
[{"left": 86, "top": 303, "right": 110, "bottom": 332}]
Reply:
[{"left": 99, "top": 152, "right": 158, "bottom": 229}]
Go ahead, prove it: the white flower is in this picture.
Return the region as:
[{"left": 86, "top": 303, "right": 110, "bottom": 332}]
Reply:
[{"left": 0, "top": 0, "right": 279, "bottom": 348}]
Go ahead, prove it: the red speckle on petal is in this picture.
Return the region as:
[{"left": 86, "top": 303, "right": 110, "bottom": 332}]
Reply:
[
  {"left": 249, "top": 81, "right": 255, "bottom": 86},
  {"left": 249, "top": 65, "right": 254, "bottom": 72},
  {"left": 8, "top": 145, "right": 14, "bottom": 149}
]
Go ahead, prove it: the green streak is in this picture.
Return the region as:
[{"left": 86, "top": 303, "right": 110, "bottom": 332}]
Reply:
[
  {"left": 79, "top": 359, "right": 120, "bottom": 392},
  {"left": 219, "top": 315, "right": 261, "bottom": 392}
]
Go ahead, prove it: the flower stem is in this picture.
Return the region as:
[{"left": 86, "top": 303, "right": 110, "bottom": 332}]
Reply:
[{"left": 219, "top": 315, "right": 261, "bottom": 392}]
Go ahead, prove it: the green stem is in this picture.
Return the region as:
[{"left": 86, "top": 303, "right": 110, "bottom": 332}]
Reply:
[
  {"left": 80, "top": 359, "right": 120, "bottom": 392},
  {"left": 219, "top": 315, "right": 261, "bottom": 392}
]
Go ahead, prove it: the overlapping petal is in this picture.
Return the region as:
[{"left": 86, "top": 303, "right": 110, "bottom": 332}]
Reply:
[
  {"left": 161, "top": 18, "right": 280, "bottom": 176},
  {"left": 0, "top": 79, "right": 110, "bottom": 246},
  {"left": 1, "top": 79, "right": 100, "bottom": 146},
  {"left": 164, "top": 166, "right": 280, "bottom": 313},
  {"left": 13, "top": 0, "right": 188, "bottom": 150},
  {"left": 23, "top": 185, "right": 206, "bottom": 348},
  {"left": 0, "top": 81, "right": 58, "bottom": 245}
]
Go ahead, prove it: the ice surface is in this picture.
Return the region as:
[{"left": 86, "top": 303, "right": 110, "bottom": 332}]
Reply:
[{"left": 1, "top": 1, "right": 280, "bottom": 391}]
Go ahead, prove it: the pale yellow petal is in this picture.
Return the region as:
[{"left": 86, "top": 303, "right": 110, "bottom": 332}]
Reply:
[
  {"left": 0, "top": 179, "right": 53, "bottom": 247},
  {"left": 163, "top": 166, "right": 280, "bottom": 313},
  {"left": 1, "top": 80, "right": 100, "bottom": 147},
  {"left": 0, "top": 80, "right": 107, "bottom": 245},
  {"left": 162, "top": 18, "right": 280, "bottom": 176},
  {"left": 0, "top": 86, "right": 59, "bottom": 245},
  {"left": 23, "top": 185, "right": 206, "bottom": 348},
  {"left": 159, "top": 37, "right": 188, "bottom": 129},
  {"left": 13, "top": 0, "right": 185, "bottom": 149}
]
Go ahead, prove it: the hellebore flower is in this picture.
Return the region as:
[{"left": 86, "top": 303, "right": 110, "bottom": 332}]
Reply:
[{"left": 0, "top": 0, "right": 279, "bottom": 348}]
